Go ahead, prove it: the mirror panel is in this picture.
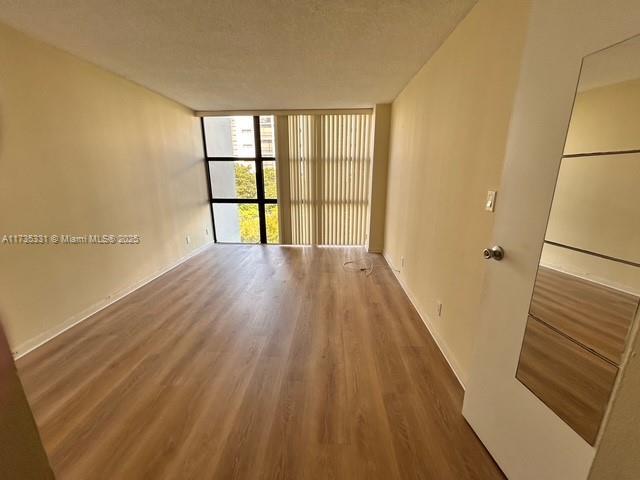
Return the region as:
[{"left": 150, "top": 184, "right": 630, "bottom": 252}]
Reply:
[
  {"left": 564, "top": 37, "right": 640, "bottom": 155},
  {"left": 516, "top": 34, "right": 640, "bottom": 446},
  {"left": 517, "top": 315, "right": 618, "bottom": 445},
  {"left": 545, "top": 153, "right": 640, "bottom": 266}
]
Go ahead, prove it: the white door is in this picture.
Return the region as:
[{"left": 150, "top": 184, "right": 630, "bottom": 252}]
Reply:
[{"left": 462, "top": 2, "right": 640, "bottom": 479}]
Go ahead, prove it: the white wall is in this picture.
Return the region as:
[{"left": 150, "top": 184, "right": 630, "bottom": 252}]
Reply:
[
  {"left": 383, "top": 0, "right": 530, "bottom": 383},
  {"left": 0, "top": 21, "right": 212, "bottom": 354}
]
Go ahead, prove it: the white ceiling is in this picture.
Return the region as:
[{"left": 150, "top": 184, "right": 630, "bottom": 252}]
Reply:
[{"left": 0, "top": 0, "right": 476, "bottom": 111}]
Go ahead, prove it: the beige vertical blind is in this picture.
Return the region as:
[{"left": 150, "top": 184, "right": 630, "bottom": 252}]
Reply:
[{"left": 288, "top": 113, "right": 372, "bottom": 245}]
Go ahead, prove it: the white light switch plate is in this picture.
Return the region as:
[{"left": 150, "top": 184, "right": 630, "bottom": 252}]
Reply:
[{"left": 485, "top": 190, "right": 497, "bottom": 212}]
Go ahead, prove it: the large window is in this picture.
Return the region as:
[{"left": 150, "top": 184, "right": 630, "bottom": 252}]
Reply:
[{"left": 202, "top": 115, "right": 279, "bottom": 244}]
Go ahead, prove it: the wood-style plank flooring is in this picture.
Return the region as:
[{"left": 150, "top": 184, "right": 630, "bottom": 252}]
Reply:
[
  {"left": 516, "top": 315, "right": 618, "bottom": 445},
  {"left": 17, "top": 245, "right": 503, "bottom": 480},
  {"left": 530, "top": 266, "right": 638, "bottom": 365}
]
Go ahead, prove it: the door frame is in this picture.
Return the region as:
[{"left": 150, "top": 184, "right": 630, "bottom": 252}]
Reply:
[{"left": 462, "top": 2, "right": 640, "bottom": 480}]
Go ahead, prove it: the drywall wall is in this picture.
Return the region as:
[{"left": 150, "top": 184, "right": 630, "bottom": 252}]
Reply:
[
  {"left": 366, "top": 104, "right": 391, "bottom": 253},
  {"left": 383, "top": 0, "right": 530, "bottom": 383},
  {"left": 564, "top": 78, "right": 640, "bottom": 155},
  {"left": 0, "top": 21, "right": 212, "bottom": 354},
  {"left": 540, "top": 79, "right": 640, "bottom": 293}
]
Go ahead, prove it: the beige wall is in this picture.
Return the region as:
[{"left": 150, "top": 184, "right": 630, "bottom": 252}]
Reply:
[
  {"left": 0, "top": 22, "right": 212, "bottom": 353},
  {"left": 383, "top": 0, "right": 530, "bottom": 382},
  {"left": 540, "top": 79, "right": 640, "bottom": 294},
  {"left": 366, "top": 104, "right": 391, "bottom": 253},
  {"left": 565, "top": 78, "right": 640, "bottom": 155}
]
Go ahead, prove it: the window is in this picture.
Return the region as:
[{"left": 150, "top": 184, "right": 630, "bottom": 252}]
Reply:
[{"left": 202, "top": 115, "right": 278, "bottom": 244}]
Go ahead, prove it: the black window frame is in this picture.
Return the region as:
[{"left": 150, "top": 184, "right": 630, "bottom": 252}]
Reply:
[{"left": 201, "top": 115, "right": 277, "bottom": 244}]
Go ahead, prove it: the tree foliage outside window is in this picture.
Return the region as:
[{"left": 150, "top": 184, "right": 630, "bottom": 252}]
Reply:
[{"left": 235, "top": 163, "right": 279, "bottom": 243}]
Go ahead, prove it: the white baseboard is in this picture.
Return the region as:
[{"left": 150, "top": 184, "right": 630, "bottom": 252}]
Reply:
[
  {"left": 382, "top": 252, "right": 466, "bottom": 389},
  {"left": 13, "top": 241, "right": 214, "bottom": 359}
]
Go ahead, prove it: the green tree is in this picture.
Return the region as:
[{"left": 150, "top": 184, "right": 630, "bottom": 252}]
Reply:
[
  {"left": 234, "top": 163, "right": 279, "bottom": 243},
  {"left": 266, "top": 204, "right": 279, "bottom": 243},
  {"left": 263, "top": 164, "right": 279, "bottom": 243},
  {"left": 263, "top": 164, "right": 277, "bottom": 199},
  {"left": 234, "top": 163, "right": 257, "bottom": 199}
]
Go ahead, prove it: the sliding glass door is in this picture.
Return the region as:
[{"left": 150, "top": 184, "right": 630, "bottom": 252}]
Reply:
[{"left": 202, "top": 115, "right": 279, "bottom": 244}]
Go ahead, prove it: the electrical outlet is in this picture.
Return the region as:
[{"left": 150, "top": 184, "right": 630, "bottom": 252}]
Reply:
[
  {"left": 186, "top": 235, "right": 191, "bottom": 245},
  {"left": 436, "top": 301, "right": 443, "bottom": 317},
  {"left": 401, "top": 256, "right": 405, "bottom": 269},
  {"left": 205, "top": 227, "right": 209, "bottom": 236}
]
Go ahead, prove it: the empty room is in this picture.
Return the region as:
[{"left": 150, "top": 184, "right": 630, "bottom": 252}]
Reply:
[{"left": 1, "top": 1, "right": 640, "bottom": 479}]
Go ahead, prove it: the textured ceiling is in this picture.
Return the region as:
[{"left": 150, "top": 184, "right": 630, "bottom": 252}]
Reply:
[{"left": 0, "top": 0, "right": 476, "bottom": 110}]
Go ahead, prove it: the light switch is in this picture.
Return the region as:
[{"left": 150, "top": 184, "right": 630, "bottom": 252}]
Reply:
[{"left": 485, "top": 190, "right": 497, "bottom": 212}]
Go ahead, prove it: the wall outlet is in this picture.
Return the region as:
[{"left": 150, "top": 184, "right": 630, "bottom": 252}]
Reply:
[
  {"left": 436, "top": 301, "right": 443, "bottom": 317},
  {"left": 401, "top": 256, "right": 405, "bottom": 269},
  {"left": 205, "top": 227, "right": 209, "bottom": 236},
  {"left": 185, "top": 235, "right": 191, "bottom": 245}
]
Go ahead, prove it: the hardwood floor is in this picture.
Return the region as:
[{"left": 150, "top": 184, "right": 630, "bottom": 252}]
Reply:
[
  {"left": 516, "top": 315, "right": 618, "bottom": 445},
  {"left": 530, "top": 265, "right": 638, "bottom": 364},
  {"left": 517, "top": 266, "right": 639, "bottom": 445},
  {"left": 17, "top": 245, "right": 503, "bottom": 480}
]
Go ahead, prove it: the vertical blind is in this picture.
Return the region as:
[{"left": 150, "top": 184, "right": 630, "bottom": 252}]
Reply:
[{"left": 288, "top": 114, "right": 372, "bottom": 245}]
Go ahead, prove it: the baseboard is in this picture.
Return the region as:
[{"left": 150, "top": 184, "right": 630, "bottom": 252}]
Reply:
[
  {"left": 382, "top": 252, "right": 466, "bottom": 389},
  {"left": 13, "top": 241, "right": 214, "bottom": 359}
]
